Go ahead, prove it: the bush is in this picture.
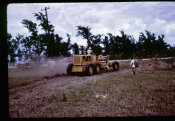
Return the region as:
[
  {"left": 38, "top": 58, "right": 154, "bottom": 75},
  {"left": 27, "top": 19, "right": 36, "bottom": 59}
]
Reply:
[{"left": 61, "top": 93, "right": 67, "bottom": 102}]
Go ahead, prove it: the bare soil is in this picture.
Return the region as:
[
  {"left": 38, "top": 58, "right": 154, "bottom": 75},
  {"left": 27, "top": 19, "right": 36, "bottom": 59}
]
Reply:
[{"left": 8, "top": 58, "right": 175, "bottom": 117}]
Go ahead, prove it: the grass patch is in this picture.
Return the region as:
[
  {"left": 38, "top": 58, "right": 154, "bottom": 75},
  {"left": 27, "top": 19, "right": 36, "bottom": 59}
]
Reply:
[
  {"left": 9, "top": 59, "right": 175, "bottom": 117},
  {"left": 37, "top": 69, "right": 175, "bottom": 117},
  {"left": 61, "top": 93, "right": 67, "bottom": 102}
]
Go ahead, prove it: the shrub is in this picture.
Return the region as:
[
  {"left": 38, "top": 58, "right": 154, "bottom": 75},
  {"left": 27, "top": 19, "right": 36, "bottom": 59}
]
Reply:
[{"left": 61, "top": 93, "right": 67, "bottom": 102}]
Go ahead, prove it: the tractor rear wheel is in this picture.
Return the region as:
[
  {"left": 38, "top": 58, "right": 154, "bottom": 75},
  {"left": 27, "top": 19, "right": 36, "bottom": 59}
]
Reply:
[
  {"left": 112, "top": 61, "right": 119, "bottom": 71},
  {"left": 94, "top": 63, "right": 101, "bottom": 74},
  {"left": 85, "top": 64, "right": 94, "bottom": 76},
  {"left": 67, "top": 63, "right": 73, "bottom": 75}
]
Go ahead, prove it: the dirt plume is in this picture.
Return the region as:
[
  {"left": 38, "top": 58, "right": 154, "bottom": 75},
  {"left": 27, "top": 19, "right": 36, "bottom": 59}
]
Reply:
[
  {"left": 39, "top": 57, "right": 71, "bottom": 76},
  {"left": 21, "top": 57, "right": 72, "bottom": 78}
]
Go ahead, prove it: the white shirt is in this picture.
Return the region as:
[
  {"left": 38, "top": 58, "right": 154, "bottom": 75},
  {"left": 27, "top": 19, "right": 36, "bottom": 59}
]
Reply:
[
  {"left": 87, "top": 49, "right": 92, "bottom": 55},
  {"left": 130, "top": 59, "right": 135, "bottom": 67}
]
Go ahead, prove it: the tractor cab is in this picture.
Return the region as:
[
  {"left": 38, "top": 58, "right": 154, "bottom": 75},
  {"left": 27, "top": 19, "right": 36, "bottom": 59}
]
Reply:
[{"left": 73, "top": 55, "right": 98, "bottom": 66}]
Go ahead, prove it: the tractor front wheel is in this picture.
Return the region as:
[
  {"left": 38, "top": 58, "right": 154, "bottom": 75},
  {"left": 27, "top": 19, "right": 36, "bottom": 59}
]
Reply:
[
  {"left": 85, "top": 64, "right": 94, "bottom": 76},
  {"left": 112, "top": 61, "right": 119, "bottom": 71},
  {"left": 67, "top": 63, "right": 73, "bottom": 75},
  {"left": 94, "top": 63, "right": 101, "bottom": 74}
]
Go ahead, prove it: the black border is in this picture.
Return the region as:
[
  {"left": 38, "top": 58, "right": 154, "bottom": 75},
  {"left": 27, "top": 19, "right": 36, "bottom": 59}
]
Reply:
[{"left": 2, "top": 0, "right": 175, "bottom": 120}]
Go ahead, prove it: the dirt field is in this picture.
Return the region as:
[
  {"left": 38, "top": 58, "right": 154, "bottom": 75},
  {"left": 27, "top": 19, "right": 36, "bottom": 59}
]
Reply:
[{"left": 8, "top": 58, "right": 175, "bottom": 117}]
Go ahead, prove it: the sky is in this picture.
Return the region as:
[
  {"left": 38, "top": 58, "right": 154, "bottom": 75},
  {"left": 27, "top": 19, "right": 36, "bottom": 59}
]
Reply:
[{"left": 7, "top": 2, "right": 175, "bottom": 47}]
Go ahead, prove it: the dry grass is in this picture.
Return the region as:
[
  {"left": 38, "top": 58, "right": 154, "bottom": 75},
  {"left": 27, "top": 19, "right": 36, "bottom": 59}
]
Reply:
[
  {"left": 33, "top": 70, "right": 175, "bottom": 117},
  {"left": 8, "top": 59, "right": 175, "bottom": 117}
]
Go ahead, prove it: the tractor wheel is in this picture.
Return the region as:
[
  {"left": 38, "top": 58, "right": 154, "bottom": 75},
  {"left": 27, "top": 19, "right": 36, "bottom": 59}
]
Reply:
[
  {"left": 85, "top": 64, "right": 94, "bottom": 76},
  {"left": 94, "top": 63, "right": 101, "bottom": 74},
  {"left": 112, "top": 61, "right": 119, "bottom": 71},
  {"left": 67, "top": 63, "right": 73, "bottom": 75}
]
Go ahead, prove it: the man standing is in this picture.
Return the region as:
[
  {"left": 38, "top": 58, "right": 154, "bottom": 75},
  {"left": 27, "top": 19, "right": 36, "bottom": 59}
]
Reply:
[
  {"left": 130, "top": 57, "right": 136, "bottom": 76},
  {"left": 87, "top": 47, "right": 92, "bottom": 55}
]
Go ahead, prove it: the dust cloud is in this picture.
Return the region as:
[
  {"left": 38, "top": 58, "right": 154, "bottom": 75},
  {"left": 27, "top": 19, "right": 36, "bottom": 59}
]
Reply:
[{"left": 28, "top": 57, "right": 72, "bottom": 77}]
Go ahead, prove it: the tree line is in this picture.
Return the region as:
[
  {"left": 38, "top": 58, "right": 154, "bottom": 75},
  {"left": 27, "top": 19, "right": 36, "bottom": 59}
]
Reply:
[{"left": 7, "top": 8, "right": 175, "bottom": 65}]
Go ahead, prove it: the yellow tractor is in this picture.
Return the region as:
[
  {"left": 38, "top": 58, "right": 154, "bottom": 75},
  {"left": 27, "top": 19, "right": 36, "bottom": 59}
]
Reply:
[{"left": 67, "top": 54, "right": 119, "bottom": 76}]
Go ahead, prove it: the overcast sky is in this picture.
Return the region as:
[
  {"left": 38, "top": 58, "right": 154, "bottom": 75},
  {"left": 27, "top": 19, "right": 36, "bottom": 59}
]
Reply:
[{"left": 7, "top": 2, "right": 175, "bottom": 46}]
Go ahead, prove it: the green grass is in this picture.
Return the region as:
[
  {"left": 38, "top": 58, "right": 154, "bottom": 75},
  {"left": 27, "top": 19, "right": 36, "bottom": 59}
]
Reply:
[{"left": 36, "top": 69, "right": 175, "bottom": 117}]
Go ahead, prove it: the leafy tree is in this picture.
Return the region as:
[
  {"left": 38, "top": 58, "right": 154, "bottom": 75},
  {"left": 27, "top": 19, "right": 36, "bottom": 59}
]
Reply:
[
  {"left": 7, "top": 33, "right": 14, "bottom": 64},
  {"left": 102, "top": 31, "right": 136, "bottom": 58},
  {"left": 15, "top": 34, "right": 23, "bottom": 60},
  {"left": 21, "top": 8, "right": 67, "bottom": 58},
  {"left": 79, "top": 45, "right": 86, "bottom": 55},
  {"left": 22, "top": 19, "right": 45, "bottom": 60},
  {"left": 167, "top": 45, "right": 175, "bottom": 57},
  {"left": 101, "top": 35, "right": 110, "bottom": 55},
  {"left": 137, "top": 30, "right": 168, "bottom": 58},
  {"left": 91, "top": 34, "right": 102, "bottom": 55},
  {"left": 76, "top": 26, "right": 102, "bottom": 55},
  {"left": 32, "top": 10, "right": 61, "bottom": 57},
  {"left": 143, "top": 30, "right": 156, "bottom": 56},
  {"left": 22, "top": 20, "right": 38, "bottom": 34},
  {"left": 20, "top": 36, "right": 33, "bottom": 61},
  {"left": 119, "top": 31, "right": 136, "bottom": 58},
  {"left": 71, "top": 43, "right": 79, "bottom": 55},
  {"left": 65, "top": 33, "right": 72, "bottom": 55},
  {"left": 106, "top": 33, "right": 120, "bottom": 58},
  {"left": 156, "top": 35, "right": 168, "bottom": 51},
  {"left": 33, "top": 12, "right": 54, "bottom": 34},
  {"left": 7, "top": 33, "right": 22, "bottom": 65},
  {"left": 54, "top": 34, "right": 63, "bottom": 55},
  {"left": 76, "top": 26, "right": 93, "bottom": 48},
  {"left": 22, "top": 19, "right": 43, "bottom": 57},
  {"left": 60, "top": 34, "right": 71, "bottom": 56}
]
